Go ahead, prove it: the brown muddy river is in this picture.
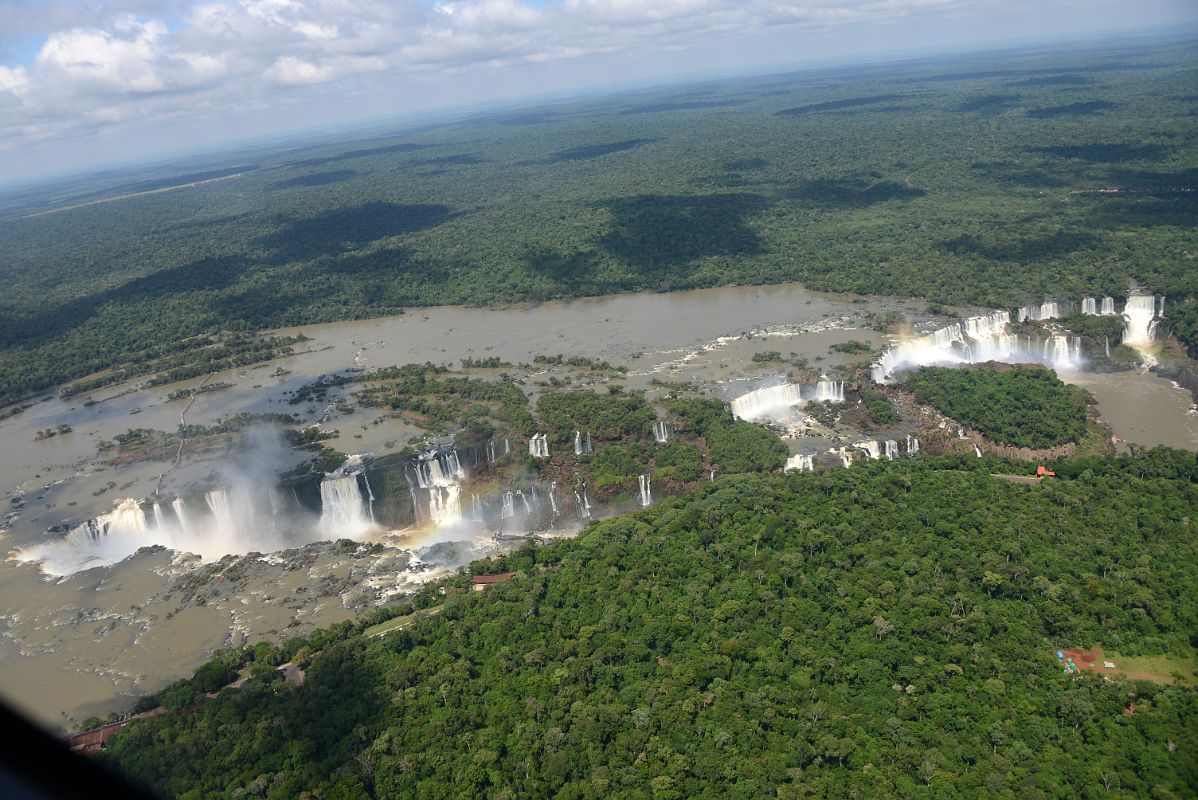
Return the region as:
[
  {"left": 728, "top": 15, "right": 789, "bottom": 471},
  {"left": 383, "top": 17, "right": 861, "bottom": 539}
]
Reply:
[{"left": 1, "top": 282, "right": 1194, "bottom": 732}]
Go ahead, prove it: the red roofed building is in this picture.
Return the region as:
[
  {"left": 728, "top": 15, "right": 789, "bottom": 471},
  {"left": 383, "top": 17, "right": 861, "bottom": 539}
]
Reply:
[{"left": 472, "top": 572, "right": 516, "bottom": 591}]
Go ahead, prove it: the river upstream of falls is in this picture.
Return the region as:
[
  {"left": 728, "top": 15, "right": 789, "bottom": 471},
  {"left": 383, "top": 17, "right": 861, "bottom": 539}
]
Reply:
[{"left": 1, "top": 283, "right": 1196, "bottom": 730}]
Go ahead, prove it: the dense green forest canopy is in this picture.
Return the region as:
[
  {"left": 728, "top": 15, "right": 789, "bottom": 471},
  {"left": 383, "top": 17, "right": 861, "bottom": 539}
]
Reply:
[
  {"left": 535, "top": 390, "right": 656, "bottom": 445},
  {"left": 100, "top": 450, "right": 1198, "bottom": 799},
  {"left": 907, "top": 365, "right": 1089, "bottom": 449},
  {"left": 1, "top": 39, "right": 1196, "bottom": 405},
  {"left": 666, "top": 396, "right": 788, "bottom": 474}
]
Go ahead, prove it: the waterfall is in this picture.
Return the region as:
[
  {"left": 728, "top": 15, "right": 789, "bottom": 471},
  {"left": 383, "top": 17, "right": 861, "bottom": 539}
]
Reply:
[
  {"left": 414, "top": 448, "right": 466, "bottom": 527},
  {"left": 974, "top": 444, "right": 982, "bottom": 458},
  {"left": 206, "top": 488, "right": 239, "bottom": 536},
  {"left": 731, "top": 383, "right": 804, "bottom": 421},
  {"left": 171, "top": 498, "right": 195, "bottom": 537},
  {"left": 1018, "top": 302, "right": 1061, "bottom": 322},
  {"left": 906, "top": 435, "right": 920, "bottom": 454},
  {"left": 1158, "top": 295, "right": 1166, "bottom": 317},
  {"left": 574, "top": 430, "right": 583, "bottom": 455},
  {"left": 67, "top": 499, "right": 149, "bottom": 545},
  {"left": 472, "top": 493, "right": 483, "bottom": 522},
  {"left": 486, "top": 439, "right": 496, "bottom": 463},
  {"left": 1081, "top": 297, "right": 1098, "bottom": 315},
  {"left": 854, "top": 441, "right": 881, "bottom": 460},
  {"left": 15, "top": 498, "right": 157, "bottom": 574},
  {"left": 871, "top": 311, "right": 1014, "bottom": 384},
  {"left": 585, "top": 432, "right": 592, "bottom": 453},
  {"left": 1105, "top": 337, "right": 1111, "bottom": 358},
  {"left": 426, "top": 483, "right": 462, "bottom": 527},
  {"left": 884, "top": 440, "right": 899, "bottom": 460},
  {"left": 503, "top": 438, "right": 510, "bottom": 456},
  {"left": 501, "top": 491, "right": 515, "bottom": 519},
  {"left": 529, "top": 434, "right": 550, "bottom": 458},
  {"left": 267, "top": 488, "right": 282, "bottom": 520},
  {"left": 1043, "top": 335, "right": 1081, "bottom": 370},
  {"left": 362, "top": 475, "right": 376, "bottom": 524},
  {"left": 404, "top": 469, "right": 422, "bottom": 524},
  {"left": 518, "top": 490, "right": 532, "bottom": 515},
  {"left": 829, "top": 447, "right": 852, "bottom": 468},
  {"left": 318, "top": 475, "right": 373, "bottom": 537},
  {"left": 152, "top": 502, "right": 167, "bottom": 531},
  {"left": 785, "top": 454, "right": 814, "bottom": 472},
  {"left": 1101, "top": 296, "right": 1116, "bottom": 315},
  {"left": 638, "top": 475, "right": 652, "bottom": 507},
  {"left": 1122, "top": 295, "right": 1159, "bottom": 348},
  {"left": 652, "top": 420, "right": 671, "bottom": 443},
  {"left": 957, "top": 426, "right": 966, "bottom": 439},
  {"left": 582, "top": 487, "right": 592, "bottom": 518},
  {"left": 811, "top": 375, "right": 845, "bottom": 404},
  {"left": 548, "top": 481, "right": 559, "bottom": 516},
  {"left": 710, "top": 470, "right": 716, "bottom": 482}
]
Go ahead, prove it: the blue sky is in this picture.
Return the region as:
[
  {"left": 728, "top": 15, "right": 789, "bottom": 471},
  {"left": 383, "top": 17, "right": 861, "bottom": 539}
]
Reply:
[{"left": 0, "top": 0, "right": 1195, "bottom": 187}]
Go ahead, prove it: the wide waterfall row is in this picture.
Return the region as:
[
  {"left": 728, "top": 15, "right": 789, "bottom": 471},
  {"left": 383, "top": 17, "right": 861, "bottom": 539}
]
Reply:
[
  {"left": 1017, "top": 294, "right": 1161, "bottom": 351},
  {"left": 870, "top": 308, "right": 1098, "bottom": 383},
  {"left": 36, "top": 478, "right": 348, "bottom": 576},
  {"left": 731, "top": 383, "right": 804, "bottom": 421},
  {"left": 730, "top": 375, "right": 847, "bottom": 421},
  {"left": 529, "top": 433, "right": 550, "bottom": 458},
  {"left": 871, "top": 311, "right": 1014, "bottom": 383}
]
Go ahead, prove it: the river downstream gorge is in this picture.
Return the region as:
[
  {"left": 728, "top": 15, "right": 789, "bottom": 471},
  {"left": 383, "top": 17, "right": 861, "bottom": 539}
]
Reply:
[{"left": 1, "top": 282, "right": 1196, "bottom": 731}]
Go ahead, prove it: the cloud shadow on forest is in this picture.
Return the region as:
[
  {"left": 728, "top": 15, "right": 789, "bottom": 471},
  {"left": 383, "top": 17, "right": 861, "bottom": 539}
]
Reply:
[
  {"left": 937, "top": 230, "right": 1101, "bottom": 262},
  {"left": 780, "top": 176, "right": 926, "bottom": 208},
  {"left": 596, "top": 193, "right": 768, "bottom": 271},
  {"left": 546, "top": 139, "right": 658, "bottom": 163},
  {"left": 256, "top": 201, "right": 455, "bottom": 262},
  {"left": 287, "top": 142, "right": 435, "bottom": 168},
  {"left": 954, "top": 94, "right": 1022, "bottom": 112},
  {"left": 1026, "top": 144, "right": 1168, "bottom": 163},
  {"left": 775, "top": 94, "right": 908, "bottom": 116},
  {"left": 269, "top": 170, "right": 358, "bottom": 191},
  {"left": 1027, "top": 101, "right": 1116, "bottom": 119}
]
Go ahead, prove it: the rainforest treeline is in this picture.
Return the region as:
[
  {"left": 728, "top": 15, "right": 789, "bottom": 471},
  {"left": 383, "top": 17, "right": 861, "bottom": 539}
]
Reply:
[
  {"left": 100, "top": 449, "right": 1198, "bottom": 799},
  {"left": 2, "top": 41, "right": 1196, "bottom": 405}
]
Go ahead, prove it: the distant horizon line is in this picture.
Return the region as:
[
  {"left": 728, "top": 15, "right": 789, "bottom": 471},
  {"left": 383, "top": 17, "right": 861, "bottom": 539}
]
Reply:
[{"left": 1, "top": 23, "right": 1194, "bottom": 196}]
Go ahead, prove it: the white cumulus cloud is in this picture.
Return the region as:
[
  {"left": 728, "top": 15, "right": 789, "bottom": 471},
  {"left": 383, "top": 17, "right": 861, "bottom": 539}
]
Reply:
[{"left": 0, "top": 0, "right": 1187, "bottom": 168}]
